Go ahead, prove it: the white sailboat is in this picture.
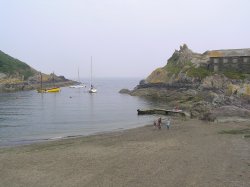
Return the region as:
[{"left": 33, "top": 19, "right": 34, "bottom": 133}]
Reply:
[
  {"left": 89, "top": 56, "right": 97, "bottom": 93},
  {"left": 69, "top": 68, "right": 85, "bottom": 88}
]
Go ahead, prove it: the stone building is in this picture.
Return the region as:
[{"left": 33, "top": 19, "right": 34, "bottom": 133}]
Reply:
[{"left": 207, "top": 48, "right": 250, "bottom": 73}]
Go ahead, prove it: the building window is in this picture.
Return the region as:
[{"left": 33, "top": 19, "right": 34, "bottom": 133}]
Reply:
[
  {"left": 213, "top": 58, "right": 219, "bottom": 63},
  {"left": 214, "top": 65, "right": 218, "bottom": 72},
  {"left": 223, "top": 58, "right": 228, "bottom": 63},
  {"left": 233, "top": 58, "right": 238, "bottom": 63}
]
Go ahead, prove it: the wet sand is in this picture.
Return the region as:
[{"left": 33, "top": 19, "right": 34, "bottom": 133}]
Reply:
[{"left": 0, "top": 119, "right": 249, "bottom": 187}]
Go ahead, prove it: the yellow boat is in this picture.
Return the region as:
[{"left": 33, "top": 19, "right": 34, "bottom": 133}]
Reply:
[
  {"left": 46, "top": 87, "right": 61, "bottom": 92},
  {"left": 37, "top": 72, "right": 61, "bottom": 93},
  {"left": 37, "top": 87, "right": 61, "bottom": 93}
]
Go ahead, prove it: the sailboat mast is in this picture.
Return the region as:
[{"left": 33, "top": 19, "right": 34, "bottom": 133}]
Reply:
[
  {"left": 77, "top": 67, "right": 80, "bottom": 83},
  {"left": 53, "top": 72, "right": 55, "bottom": 87},
  {"left": 40, "top": 72, "right": 43, "bottom": 90},
  {"left": 90, "top": 56, "right": 92, "bottom": 86}
]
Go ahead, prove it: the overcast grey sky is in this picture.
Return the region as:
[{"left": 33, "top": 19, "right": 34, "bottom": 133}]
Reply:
[{"left": 1, "top": 0, "right": 250, "bottom": 79}]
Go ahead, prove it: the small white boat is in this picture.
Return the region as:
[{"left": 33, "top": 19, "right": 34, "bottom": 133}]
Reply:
[
  {"left": 69, "top": 68, "right": 86, "bottom": 88},
  {"left": 69, "top": 84, "right": 86, "bottom": 88},
  {"left": 89, "top": 85, "right": 97, "bottom": 93},
  {"left": 89, "top": 57, "right": 97, "bottom": 93}
]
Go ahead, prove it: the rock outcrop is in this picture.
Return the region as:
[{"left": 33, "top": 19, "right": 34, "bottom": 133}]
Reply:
[{"left": 122, "top": 44, "right": 250, "bottom": 121}]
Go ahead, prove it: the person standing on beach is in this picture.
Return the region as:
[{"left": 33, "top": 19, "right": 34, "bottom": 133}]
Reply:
[
  {"left": 166, "top": 118, "right": 171, "bottom": 130},
  {"left": 157, "top": 117, "right": 162, "bottom": 130},
  {"left": 153, "top": 118, "right": 162, "bottom": 130},
  {"left": 153, "top": 121, "right": 157, "bottom": 129}
]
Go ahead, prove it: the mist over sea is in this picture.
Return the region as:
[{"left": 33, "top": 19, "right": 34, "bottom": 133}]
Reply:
[{"left": 0, "top": 78, "right": 166, "bottom": 147}]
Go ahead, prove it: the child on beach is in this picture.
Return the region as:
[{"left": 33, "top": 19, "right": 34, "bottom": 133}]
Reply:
[
  {"left": 153, "top": 121, "right": 157, "bottom": 129},
  {"left": 165, "top": 118, "right": 171, "bottom": 130}
]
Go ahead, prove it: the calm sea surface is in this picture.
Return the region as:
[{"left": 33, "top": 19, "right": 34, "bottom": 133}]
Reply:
[{"left": 0, "top": 78, "right": 165, "bottom": 147}]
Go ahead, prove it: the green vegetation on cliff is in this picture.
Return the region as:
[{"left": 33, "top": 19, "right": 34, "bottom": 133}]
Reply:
[
  {"left": 223, "top": 71, "right": 246, "bottom": 80},
  {"left": 164, "top": 62, "right": 182, "bottom": 75},
  {"left": 0, "top": 50, "right": 35, "bottom": 80},
  {"left": 186, "top": 66, "right": 213, "bottom": 79}
]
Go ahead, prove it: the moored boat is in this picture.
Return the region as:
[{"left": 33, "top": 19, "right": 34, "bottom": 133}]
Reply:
[
  {"left": 88, "top": 57, "right": 97, "bottom": 93},
  {"left": 69, "top": 68, "right": 86, "bottom": 88},
  {"left": 46, "top": 87, "right": 61, "bottom": 92},
  {"left": 37, "top": 72, "right": 61, "bottom": 93},
  {"left": 69, "top": 84, "right": 85, "bottom": 88},
  {"left": 89, "top": 85, "right": 97, "bottom": 93},
  {"left": 37, "top": 87, "right": 61, "bottom": 93}
]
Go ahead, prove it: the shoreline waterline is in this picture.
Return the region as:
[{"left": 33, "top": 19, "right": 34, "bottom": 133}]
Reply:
[{"left": 0, "top": 122, "right": 152, "bottom": 148}]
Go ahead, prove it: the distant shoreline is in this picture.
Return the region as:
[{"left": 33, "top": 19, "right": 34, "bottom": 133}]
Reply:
[{"left": 0, "top": 80, "right": 76, "bottom": 93}]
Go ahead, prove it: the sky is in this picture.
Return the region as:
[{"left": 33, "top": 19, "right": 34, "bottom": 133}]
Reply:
[{"left": 1, "top": 0, "right": 250, "bottom": 79}]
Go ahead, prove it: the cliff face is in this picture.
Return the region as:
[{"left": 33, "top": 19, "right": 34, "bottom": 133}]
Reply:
[
  {"left": 146, "top": 44, "right": 210, "bottom": 84},
  {"left": 126, "top": 44, "right": 250, "bottom": 121},
  {"left": 0, "top": 50, "right": 74, "bottom": 92}
]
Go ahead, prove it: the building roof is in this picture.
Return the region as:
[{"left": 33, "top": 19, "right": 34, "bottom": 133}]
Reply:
[{"left": 208, "top": 48, "right": 250, "bottom": 57}]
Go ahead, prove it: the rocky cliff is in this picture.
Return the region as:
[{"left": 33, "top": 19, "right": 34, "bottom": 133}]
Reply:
[
  {"left": 146, "top": 44, "right": 211, "bottom": 84},
  {"left": 121, "top": 44, "right": 250, "bottom": 121},
  {"left": 0, "top": 50, "right": 75, "bottom": 92}
]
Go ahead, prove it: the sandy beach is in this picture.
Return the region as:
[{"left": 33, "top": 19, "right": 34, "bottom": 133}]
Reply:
[{"left": 0, "top": 119, "right": 249, "bottom": 187}]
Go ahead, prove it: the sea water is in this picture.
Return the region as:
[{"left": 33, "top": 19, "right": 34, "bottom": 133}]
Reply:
[{"left": 0, "top": 78, "right": 165, "bottom": 147}]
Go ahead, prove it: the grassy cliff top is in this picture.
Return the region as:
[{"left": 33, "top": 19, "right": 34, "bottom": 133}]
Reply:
[{"left": 0, "top": 50, "right": 36, "bottom": 80}]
